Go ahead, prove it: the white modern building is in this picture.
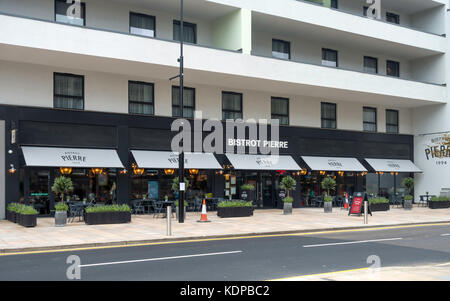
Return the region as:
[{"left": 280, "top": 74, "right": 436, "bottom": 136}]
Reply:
[{"left": 0, "top": 0, "right": 448, "bottom": 218}]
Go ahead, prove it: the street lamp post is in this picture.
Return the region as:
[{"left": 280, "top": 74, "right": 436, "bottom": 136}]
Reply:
[{"left": 178, "top": 0, "right": 185, "bottom": 223}]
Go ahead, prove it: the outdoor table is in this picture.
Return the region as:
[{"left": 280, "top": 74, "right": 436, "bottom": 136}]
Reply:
[
  {"left": 155, "top": 200, "right": 175, "bottom": 218},
  {"left": 419, "top": 195, "right": 436, "bottom": 207},
  {"left": 140, "top": 199, "right": 154, "bottom": 213}
]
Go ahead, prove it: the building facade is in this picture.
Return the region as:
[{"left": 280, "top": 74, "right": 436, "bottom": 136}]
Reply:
[{"left": 0, "top": 0, "right": 448, "bottom": 218}]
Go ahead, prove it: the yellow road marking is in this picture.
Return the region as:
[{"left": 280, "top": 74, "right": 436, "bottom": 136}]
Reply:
[
  {"left": 268, "top": 267, "right": 370, "bottom": 281},
  {"left": 1, "top": 222, "right": 449, "bottom": 257}
]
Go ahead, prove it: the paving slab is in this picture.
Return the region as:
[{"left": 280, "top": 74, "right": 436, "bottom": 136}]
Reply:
[{"left": 1, "top": 207, "right": 449, "bottom": 253}]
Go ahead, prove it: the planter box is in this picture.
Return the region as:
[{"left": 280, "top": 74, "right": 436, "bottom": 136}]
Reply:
[
  {"left": 283, "top": 203, "right": 292, "bottom": 215},
  {"left": 429, "top": 201, "right": 450, "bottom": 209},
  {"left": 6, "top": 211, "right": 17, "bottom": 223},
  {"left": 404, "top": 199, "right": 413, "bottom": 210},
  {"left": 18, "top": 214, "right": 37, "bottom": 227},
  {"left": 84, "top": 211, "right": 131, "bottom": 225},
  {"left": 217, "top": 207, "right": 253, "bottom": 218},
  {"left": 324, "top": 202, "right": 332, "bottom": 213},
  {"left": 370, "top": 203, "right": 390, "bottom": 212}
]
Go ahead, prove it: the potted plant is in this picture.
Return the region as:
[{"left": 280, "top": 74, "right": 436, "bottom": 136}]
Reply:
[
  {"left": 51, "top": 176, "right": 73, "bottom": 226},
  {"left": 321, "top": 177, "right": 336, "bottom": 213},
  {"left": 280, "top": 176, "right": 296, "bottom": 214},
  {"left": 217, "top": 200, "right": 254, "bottom": 218},
  {"left": 429, "top": 196, "right": 450, "bottom": 209},
  {"left": 54, "top": 202, "right": 69, "bottom": 227},
  {"left": 6, "top": 203, "right": 21, "bottom": 223},
  {"left": 369, "top": 197, "right": 390, "bottom": 212},
  {"left": 85, "top": 204, "right": 131, "bottom": 225},
  {"left": 175, "top": 200, "right": 188, "bottom": 220},
  {"left": 18, "top": 205, "right": 38, "bottom": 227},
  {"left": 402, "top": 177, "right": 414, "bottom": 210},
  {"left": 240, "top": 184, "right": 256, "bottom": 203}
]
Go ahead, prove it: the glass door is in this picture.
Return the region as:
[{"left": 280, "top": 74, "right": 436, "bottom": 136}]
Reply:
[{"left": 261, "top": 172, "right": 274, "bottom": 208}]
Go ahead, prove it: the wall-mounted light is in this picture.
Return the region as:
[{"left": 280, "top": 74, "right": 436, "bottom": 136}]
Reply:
[
  {"left": 60, "top": 167, "right": 72, "bottom": 175},
  {"left": 91, "top": 168, "right": 103, "bottom": 175},
  {"left": 319, "top": 171, "right": 326, "bottom": 176},
  {"left": 215, "top": 170, "right": 224, "bottom": 175},
  {"left": 8, "top": 164, "right": 16, "bottom": 174},
  {"left": 133, "top": 167, "right": 145, "bottom": 175},
  {"left": 119, "top": 168, "right": 128, "bottom": 175},
  {"left": 300, "top": 169, "right": 308, "bottom": 176},
  {"left": 164, "top": 169, "right": 175, "bottom": 175},
  {"left": 338, "top": 171, "right": 344, "bottom": 177},
  {"left": 189, "top": 169, "right": 199, "bottom": 175}
]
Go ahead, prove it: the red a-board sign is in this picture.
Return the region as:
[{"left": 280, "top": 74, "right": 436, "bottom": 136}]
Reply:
[{"left": 350, "top": 197, "right": 363, "bottom": 214}]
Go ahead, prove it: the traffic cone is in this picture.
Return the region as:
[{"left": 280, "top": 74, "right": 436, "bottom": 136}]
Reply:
[
  {"left": 344, "top": 193, "right": 349, "bottom": 209},
  {"left": 197, "top": 199, "right": 210, "bottom": 223}
]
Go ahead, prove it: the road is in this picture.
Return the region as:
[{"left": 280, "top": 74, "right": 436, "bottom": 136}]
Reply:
[{"left": 0, "top": 224, "right": 449, "bottom": 281}]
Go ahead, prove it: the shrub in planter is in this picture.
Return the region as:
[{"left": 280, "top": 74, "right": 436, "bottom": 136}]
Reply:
[
  {"left": 402, "top": 177, "right": 414, "bottom": 210},
  {"left": 369, "top": 198, "right": 390, "bottom": 212},
  {"left": 429, "top": 196, "right": 450, "bottom": 209},
  {"left": 54, "top": 202, "right": 69, "bottom": 227},
  {"left": 18, "top": 205, "right": 38, "bottom": 227},
  {"left": 283, "top": 197, "right": 293, "bottom": 215},
  {"left": 84, "top": 204, "right": 131, "bottom": 225},
  {"left": 324, "top": 196, "right": 333, "bottom": 213},
  {"left": 6, "top": 203, "right": 21, "bottom": 223},
  {"left": 217, "top": 201, "right": 253, "bottom": 218},
  {"left": 404, "top": 195, "right": 413, "bottom": 210}
]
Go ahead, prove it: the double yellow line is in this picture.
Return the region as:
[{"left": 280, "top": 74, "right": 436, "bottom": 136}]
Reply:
[{"left": 1, "top": 222, "right": 449, "bottom": 257}]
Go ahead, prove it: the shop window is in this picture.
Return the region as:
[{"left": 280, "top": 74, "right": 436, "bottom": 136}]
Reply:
[
  {"left": 386, "top": 60, "right": 400, "bottom": 77},
  {"left": 172, "top": 86, "right": 195, "bottom": 118},
  {"left": 272, "top": 39, "right": 290, "bottom": 60},
  {"left": 130, "top": 12, "right": 155, "bottom": 37},
  {"left": 55, "top": 0, "right": 86, "bottom": 26},
  {"left": 363, "top": 107, "right": 377, "bottom": 132},
  {"left": 386, "top": 109, "right": 399, "bottom": 134},
  {"left": 363, "top": 56, "right": 378, "bottom": 74},
  {"left": 386, "top": 12, "right": 400, "bottom": 24},
  {"left": 54, "top": 73, "right": 84, "bottom": 110},
  {"left": 322, "top": 48, "right": 338, "bottom": 67},
  {"left": 271, "top": 97, "right": 289, "bottom": 125},
  {"left": 129, "top": 81, "right": 154, "bottom": 115},
  {"left": 222, "top": 92, "right": 243, "bottom": 120},
  {"left": 173, "top": 20, "right": 197, "bottom": 44},
  {"left": 321, "top": 102, "right": 337, "bottom": 129}
]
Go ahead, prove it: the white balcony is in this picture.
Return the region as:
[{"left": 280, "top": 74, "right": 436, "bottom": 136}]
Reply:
[{"left": 0, "top": 13, "right": 445, "bottom": 108}]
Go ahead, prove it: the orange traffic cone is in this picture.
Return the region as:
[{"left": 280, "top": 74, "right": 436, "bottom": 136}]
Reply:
[
  {"left": 197, "top": 199, "right": 211, "bottom": 223},
  {"left": 344, "top": 193, "right": 349, "bottom": 209}
]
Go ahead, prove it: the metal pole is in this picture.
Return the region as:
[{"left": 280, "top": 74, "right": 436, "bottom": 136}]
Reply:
[
  {"left": 178, "top": 0, "right": 185, "bottom": 223},
  {"left": 364, "top": 200, "right": 368, "bottom": 224},
  {"left": 167, "top": 205, "right": 172, "bottom": 236}
]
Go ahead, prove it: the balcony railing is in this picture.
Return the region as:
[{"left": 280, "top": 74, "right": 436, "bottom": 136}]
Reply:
[
  {"left": 296, "top": 0, "right": 446, "bottom": 37},
  {"left": 251, "top": 51, "right": 446, "bottom": 87}
]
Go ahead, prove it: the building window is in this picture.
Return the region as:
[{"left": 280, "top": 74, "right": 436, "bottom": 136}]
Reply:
[
  {"left": 272, "top": 39, "right": 290, "bottom": 60},
  {"left": 386, "top": 60, "right": 400, "bottom": 77},
  {"left": 386, "top": 109, "right": 399, "bottom": 133},
  {"left": 386, "top": 12, "right": 400, "bottom": 24},
  {"left": 54, "top": 73, "right": 84, "bottom": 110},
  {"left": 130, "top": 12, "right": 155, "bottom": 37},
  {"left": 173, "top": 20, "right": 197, "bottom": 44},
  {"left": 129, "top": 81, "right": 154, "bottom": 115},
  {"left": 271, "top": 97, "right": 289, "bottom": 125},
  {"left": 322, "top": 48, "right": 338, "bottom": 67},
  {"left": 321, "top": 102, "right": 337, "bottom": 129},
  {"left": 172, "top": 86, "right": 195, "bottom": 118},
  {"left": 222, "top": 92, "right": 243, "bottom": 120},
  {"left": 331, "top": 0, "right": 338, "bottom": 9},
  {"left": 363, "top": 107, "right": 377, "bottom": 132},
  {"left": 364, "top": 56, "right": 378, "bottom": 74},
  {"left": 55, "top": 0, "right": 86, "bottom": 26}
]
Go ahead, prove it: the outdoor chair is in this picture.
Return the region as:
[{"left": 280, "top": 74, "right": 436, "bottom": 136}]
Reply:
[
  {"left": 193, "top": 198, "right": 203, "bottom": 212},
  {"left": 68, "top": 203, "right": 84, "bottom": 222},
  {"left": 418, "top": 196, "right": 427, "bottom": 207},
  {"left": 153, "top": 201, "right": 164, "bottom": 218},
  {"left": 315, "top": 196, "right": 324, "bottom": 207},
  {"left": 391, "top": 195, "right": 403, "bottom": 208},
  {"left": 132, "top": 200, "right": 145, "bottom": 215}
]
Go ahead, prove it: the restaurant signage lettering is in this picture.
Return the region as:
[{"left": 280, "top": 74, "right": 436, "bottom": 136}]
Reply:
[
  {"left": 424, "top": 133, "right": 450, "bottom": 166},
  {"left": 60, "top": 151, "right": 87, "bottom": 165},
  {"left": 349, "top": 192, "right": 372, "bottom": 216},
  {"left": 327, "top": 159, "right": 343, "bottom": 168},
  {"left": 167, "top": 154, "right": 188, "bottom": 165},
  {"left": 227, "top": 139, "right": 288, "bottom": 149},
  {"left": 255, "top": 157, "right": 275, "bottom": 168}
]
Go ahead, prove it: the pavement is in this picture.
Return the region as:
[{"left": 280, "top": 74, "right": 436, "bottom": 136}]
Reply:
[
  {"left": 1, "top": 206, "right": 450, "bottom": 253},
  {"left": 1, "top": 223, "right": 449, "bottom": 280}
]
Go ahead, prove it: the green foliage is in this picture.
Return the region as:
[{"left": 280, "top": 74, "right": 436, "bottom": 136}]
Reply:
[
  {"left": 217, "top": 201, "right": 253, "bottom": 208},
  {"left": 404, "top": 195, "right": 413, "bottom": 201},
  {"left": 321, "top": 177, "right": 336, "bottom": 196},
  {"left": 430, "top": 196, "right": 450, "bottom": 202},
  {"left": 54, "top": 202, "right": 69, "bottom": 212},
  {"left": 171, "top": 177, "right": 190, "bottom": 192},
  {"left": 7, "top": 203, "right": 38, "bottom": 214},
  {"left": 175, "top": 200, "right": 188, "bottom": 207},
  {"left": 240, "top": 184, "right": 255, "bottom": 191},
  {"left": 280, "top": 176, "right": 296, "bottom": 192},
  {"left": 7, "top": 203, "right": 21, "bottom": 213},
  {"left": 283, "top": 197, "right": 294, "bottom": 203},
  {"left": 51, "top": 176, "right": 74, "bottom": 202},
  {"left": 324, "top": 196, "right": 333, "bottom": 202},
  {"left": 369, "top": 197, "right": 389, "bottom": 204},
  {"left": 85, "top": 204, "right": 131, "bottom": 213},
  {"left": 402, "top": 177, "right": 414, "bottom": 194}
]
